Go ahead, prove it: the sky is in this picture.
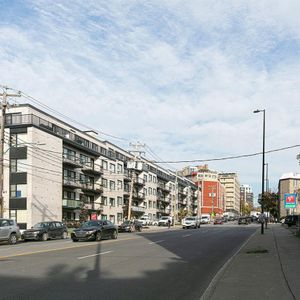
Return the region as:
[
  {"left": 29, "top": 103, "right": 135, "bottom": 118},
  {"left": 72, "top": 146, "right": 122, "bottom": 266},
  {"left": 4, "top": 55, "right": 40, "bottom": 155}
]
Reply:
[{"left": 1, "top": 0, "right": 300, "bottom": 203}]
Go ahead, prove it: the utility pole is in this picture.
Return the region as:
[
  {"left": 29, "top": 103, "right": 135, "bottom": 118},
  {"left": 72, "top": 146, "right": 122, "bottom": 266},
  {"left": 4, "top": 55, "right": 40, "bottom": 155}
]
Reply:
[
  {"left": 197, "top": 180, "right": 202, "bottom": 218},
  {"left": 127, "top": 142, "right": 145, "bottom": 221},
  {"left": 0, "top": 86, "right": 21, "bottom": 217}
]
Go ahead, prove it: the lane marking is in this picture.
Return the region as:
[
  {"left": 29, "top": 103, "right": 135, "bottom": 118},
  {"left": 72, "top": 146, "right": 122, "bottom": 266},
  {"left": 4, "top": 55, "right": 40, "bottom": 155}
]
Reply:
[
  {"left": 148, "top": 240, "right": 164, "bottom": 245},
  {"left": 0, "top": 236, "right": 140, "bottom": 260},
  {"left": 78, "top": 250, "right": 113, "bottom": 260},
  {"left": 182, "top": 234, "right": 192, "bottom": 238}
]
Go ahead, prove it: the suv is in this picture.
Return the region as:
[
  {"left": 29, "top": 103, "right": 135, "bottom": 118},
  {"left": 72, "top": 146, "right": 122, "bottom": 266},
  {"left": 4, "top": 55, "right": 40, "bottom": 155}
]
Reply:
[
  {"left": 137, "top": 215, "right": 150, "bottom": 226},
  {"left": 0, "top": 218, "right": 21, "bottom": 245},
  {"left": 23, "top": 221, "right": 68, "bottom": 241},
  {"left": 158, "top": 216, "right": 173, "bottom": 226},
  {"left": 182, "top": 217, "right": 200, "bottom": 229},
  {"left": 284, "top": 215, "right": 299, "bottom": 227}
]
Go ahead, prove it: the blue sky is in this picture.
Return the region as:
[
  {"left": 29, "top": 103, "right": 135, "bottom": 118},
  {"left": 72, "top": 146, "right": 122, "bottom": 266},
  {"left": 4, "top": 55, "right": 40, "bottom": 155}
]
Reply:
[{"left": 1, "top": 1, "right": 300, "bottom": 202}]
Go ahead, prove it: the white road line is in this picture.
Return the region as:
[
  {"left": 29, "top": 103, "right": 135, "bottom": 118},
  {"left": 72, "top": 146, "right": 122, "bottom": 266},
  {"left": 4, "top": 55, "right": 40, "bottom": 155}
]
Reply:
[
  {"left": 77, "top": 250, "right": 113, "bottom": 260},
  {"left": 182, "top": 234, "right": 192, "bottom": 238},
  {"left": 148, "top": 240, "right": 164, "bottom": 245}
]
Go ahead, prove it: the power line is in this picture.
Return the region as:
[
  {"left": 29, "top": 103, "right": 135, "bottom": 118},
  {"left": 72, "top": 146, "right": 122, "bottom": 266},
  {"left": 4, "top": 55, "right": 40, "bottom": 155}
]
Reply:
[{"left": 153, "top": 144, "right": 300, "bottom": 164}]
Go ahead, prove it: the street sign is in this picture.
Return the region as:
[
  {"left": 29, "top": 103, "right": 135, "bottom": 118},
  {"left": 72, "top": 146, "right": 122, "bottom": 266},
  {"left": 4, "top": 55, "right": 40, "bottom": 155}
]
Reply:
[{"left": 284, "top": 193, "right": 297, "bottom": 208}]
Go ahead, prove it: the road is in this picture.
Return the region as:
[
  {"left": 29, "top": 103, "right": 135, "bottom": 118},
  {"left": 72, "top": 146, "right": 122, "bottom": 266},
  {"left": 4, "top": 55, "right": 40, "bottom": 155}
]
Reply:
[{"left": 0, "top": 224, "right": 257, "bottom": 300}]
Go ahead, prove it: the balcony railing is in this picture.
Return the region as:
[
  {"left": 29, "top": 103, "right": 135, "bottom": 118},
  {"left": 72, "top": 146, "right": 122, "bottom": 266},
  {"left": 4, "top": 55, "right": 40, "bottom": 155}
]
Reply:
[
  {"left": 62, "top": 199, "right": 81, "bottom": 208},
  {"left": 133, "top": 177, "right": 145, "bottom": 185},
  {"left": 63, "top": 155, "right": 82, "bottom": 167},
  {"left": 63, "top": 178, "right": 81, "bottom": 188},
  {"left": 131, "top": 205, "right": 146, "bottom": 212},
  {"left": 82, "top": 163, "right": 103, "bottom": 175}
]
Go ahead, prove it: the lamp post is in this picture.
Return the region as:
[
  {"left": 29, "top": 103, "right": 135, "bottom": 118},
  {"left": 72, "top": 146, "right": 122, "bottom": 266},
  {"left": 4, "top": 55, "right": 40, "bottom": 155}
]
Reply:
[{"left": 253, "top": 109, "right": 265, "bottom": 234}]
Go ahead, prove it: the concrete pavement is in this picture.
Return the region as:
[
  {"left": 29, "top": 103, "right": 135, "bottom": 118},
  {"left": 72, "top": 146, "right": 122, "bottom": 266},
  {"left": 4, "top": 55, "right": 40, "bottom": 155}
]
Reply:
[{"left": 201, "top": 223, "right": 300, "bottom": 300}]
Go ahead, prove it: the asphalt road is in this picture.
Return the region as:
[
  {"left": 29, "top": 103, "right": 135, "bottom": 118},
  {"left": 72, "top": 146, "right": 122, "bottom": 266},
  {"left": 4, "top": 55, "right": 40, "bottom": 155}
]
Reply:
[{"left": 0, "top": 224, "right": 258, "bottom": 300}]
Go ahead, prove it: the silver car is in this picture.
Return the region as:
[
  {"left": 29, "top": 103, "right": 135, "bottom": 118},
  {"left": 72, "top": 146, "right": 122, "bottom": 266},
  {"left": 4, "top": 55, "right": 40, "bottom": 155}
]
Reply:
[{"left": 0, "top": 218, "right": 21, "bottom": 244}]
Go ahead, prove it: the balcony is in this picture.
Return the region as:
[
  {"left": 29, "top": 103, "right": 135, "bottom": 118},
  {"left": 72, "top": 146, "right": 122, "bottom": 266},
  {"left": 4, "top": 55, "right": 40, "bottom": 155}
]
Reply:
[
  {"left": 133, "top": 191, "right": 145, "bottom": 200},
  {"left": 62, "top": 199, "right": 81, "bottom": 209},
  {"left": 63, "top": 178, "right": 81, "bottom": 188},
  {"left": 158, "top": 183, "right": 171, "bottom": 193},
  {"left": 123, "top": 170, "right": 131, "bottom": 182},
  {"left": 63, "top": 155, "right": 82, "bottom": 168},
  {"left": 81, "top": 183, "right": 103, "bottom": 194},
  {"left": 131, "top": 205, "right": 146, "bottom": 213},
  {"left": 133, "top": 177, "right": 145, "bottom": 186},
  {"left": 82, "top": 163, "right": 103, "bottom": 176}
]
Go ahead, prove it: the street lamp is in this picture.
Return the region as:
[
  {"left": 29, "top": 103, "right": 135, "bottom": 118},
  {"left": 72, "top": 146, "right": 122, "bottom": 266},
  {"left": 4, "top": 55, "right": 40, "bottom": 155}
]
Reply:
[{"left": 253, "top": 109, "right": 265, "bottom": 234}]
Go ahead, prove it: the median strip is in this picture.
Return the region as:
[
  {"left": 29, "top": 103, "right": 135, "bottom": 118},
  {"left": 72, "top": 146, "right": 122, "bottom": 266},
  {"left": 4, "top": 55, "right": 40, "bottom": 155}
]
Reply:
[{"left": 77, "top": 250, "right": 113, "bottom": 260}]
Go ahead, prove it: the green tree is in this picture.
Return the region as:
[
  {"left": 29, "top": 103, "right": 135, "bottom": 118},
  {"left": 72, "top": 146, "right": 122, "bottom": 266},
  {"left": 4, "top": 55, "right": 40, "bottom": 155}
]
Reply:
[{"left": 260, "top": 192, "right": 279, "bottom": 220}]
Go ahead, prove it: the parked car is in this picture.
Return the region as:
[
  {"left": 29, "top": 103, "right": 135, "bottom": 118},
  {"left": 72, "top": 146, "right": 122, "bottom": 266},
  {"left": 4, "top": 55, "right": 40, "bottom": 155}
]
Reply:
[
  {"left": 158, "top": 216, "right": 173, "bottom": 226},
  {"left": 118, "top": 220, "right": 142, "bottom": 232},
  {"left": 214, "top": 218, "right": 224, "bottom": 225},
  {"left": 0, "top": 218, "right": 21, "bottom": 245},
  {"left": 284, "top": 215, "right": 299, "bottom": 227},
  {"left": 182, "top": 217, "right": 200, "bottom": 229},
  {"left": 137, "top": 215, "right": 151, "bottom": 226},
  {"left": 23, "top": 221, "right": 68, "bottom": 241},
  {"left": 71, "top": 220, "right": 118, "bottom": 242},
  {"left": 238, "top": 217, "right": 251, "bottom": 225},
  {"left": 200, "top": 215, "right": 211, "bottom": 224}
]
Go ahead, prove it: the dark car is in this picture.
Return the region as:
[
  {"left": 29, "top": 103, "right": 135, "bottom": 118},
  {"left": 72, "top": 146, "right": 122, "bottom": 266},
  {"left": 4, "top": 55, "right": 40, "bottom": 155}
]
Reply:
[
  {"left": 23, "top": 221, "right": 68, "bottom": 241},
  {"left": 118, "top": 220, "right": 142, "bottom": 233},
  {"left": 71, "top": 220, "right": 118, "bottom": 242},
  {"left": 238, "top": 217, "right": 251, "bottom": 225},
  {"left": 284, "top": 215, "right": 299, "bottom": 227}
]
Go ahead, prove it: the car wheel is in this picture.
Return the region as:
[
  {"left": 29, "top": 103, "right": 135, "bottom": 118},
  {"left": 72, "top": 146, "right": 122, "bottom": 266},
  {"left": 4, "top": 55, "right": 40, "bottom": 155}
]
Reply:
[
  {"left": 62, "top": 231, "right": 68, "bottom": 239},
  {"left": 8, "top": 233, "right": 17, "bottom": 245},
  {"left": 41, "top": 233, "right": 48, "bottom": 241},
  {"left": 72, "top": 239, "right": 78, "bottom": 242},
  {"left": 111, "top": 230, "right": 118, "bottom": 239},
  {"left": 95, "top": 231, "right": 102, "bottom": 241}
]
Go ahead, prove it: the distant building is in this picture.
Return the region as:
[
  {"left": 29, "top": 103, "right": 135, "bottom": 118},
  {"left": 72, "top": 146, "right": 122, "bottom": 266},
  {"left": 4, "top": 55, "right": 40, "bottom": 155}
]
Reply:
[
  {"left": 278, "top": 173, "right": 300, "bottom": 218},
  {"left": 219, "top": 173, "right": 240, "bottom": 215},
  {"left": 181, "top": 165, "right": 225, "bottom": 216},
  {"left": 240, "top": 184, "right": 254, "bottom": 207}
]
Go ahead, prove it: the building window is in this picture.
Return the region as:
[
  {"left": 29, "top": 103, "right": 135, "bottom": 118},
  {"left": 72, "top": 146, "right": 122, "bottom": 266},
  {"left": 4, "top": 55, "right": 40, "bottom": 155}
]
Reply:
[
  {"left": 149, "top": 187, "right": 152, "bottom": 195},
  {"left": 10, "top": 133, "right": 27, "bottom": 147},
  {"left": 117, "top": 180, "right": 123, "bottom": 190},
  {"left": 102, "top": 178, "right": 107, "bottom": 188},
  {"left": 117, "top": 213, "right": 123, "bottom": 223},
  {"left": 117, "top": 197, "right": 123, "bottom": 206},
  {"left": 63, "top": 191, "right": 76, "bottom": 200},
  {"left": 109, "top": 215, "right": 115, "bottom": 223},
  {"left": 10, "top": 159, "right": 27, "bottom": 173},
  {"left": 101, "top": 214, "right": 107, "bottom": 220},
  {"left": 117, "top": 164, "right": 123, "bottom": 174},
  {"left": 109, "top": 163, "right": 115, "bottom": 173},
  {"left": 144, "top": 188, "right": 147, "bottom": 196},
  {"left": 144, "top": 174, "right": 147, "bottom": 182},
  {"left": 101, "top": 197, "right": 107, "bottom": 206},
  {"left": 109, "top": 198, "right": 115, "bottom": 207},
  {"left": 102, "top": 160, "right": 108, "bottom": 170},
  {"left": 63, "top": 148, "right": 76, "bottom": 160},
  {"left": 109, "top": 181, "right": 115, "bottom": 191},
  {"left": 10, "top": 184, "right": 27, "bottom": 198},
  {"left": 149, "top": 201, "right": 152, "bottom": 208}
]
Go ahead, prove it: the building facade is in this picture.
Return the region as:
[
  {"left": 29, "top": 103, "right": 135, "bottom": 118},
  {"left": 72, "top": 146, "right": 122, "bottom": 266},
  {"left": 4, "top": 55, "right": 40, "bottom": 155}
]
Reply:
[
  {"left": 278, "top": 173, "right": 300, "bottom": 218},
  {"left": 218, "top": 173, "right": 240, "bottom": 215},
  {"left": 2, "top": 104, "right": 198, "bottom": 228},
  {"left": 240, "top": 184, "right": 254, "bottom": 207}
]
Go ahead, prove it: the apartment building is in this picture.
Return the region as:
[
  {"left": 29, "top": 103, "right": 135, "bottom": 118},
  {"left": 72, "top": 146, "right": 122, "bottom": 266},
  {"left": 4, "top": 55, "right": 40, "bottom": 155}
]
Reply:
[
  {"left": 2, "top": 104, "right": 197, "bottom": 228},
  {"left": 218, "top": 172, "right": 240, "bottom": 215},
  {"left": 240, "top": 184, "right": 254, "bottom": 207},
  {"left": 181, "top": 165, "right": 225, "bottom": 216},
  {"left": 278, "top": 173, "right": 300, "bottom": 217}
]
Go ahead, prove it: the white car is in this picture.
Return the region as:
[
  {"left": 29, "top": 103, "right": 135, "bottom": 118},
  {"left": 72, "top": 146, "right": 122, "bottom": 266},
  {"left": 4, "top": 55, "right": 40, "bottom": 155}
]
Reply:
[
  {"left": 182, "top": 217, "right": 200, "bottom": 229},
  {"left": 200, "top": 216, "right": 210, "bottom": 224},
  {"left": 137, "top": 216, "right": 151, "bottom": 226},
  {"left": 158, "top": 216, "right": 173, "bottom": 226}
]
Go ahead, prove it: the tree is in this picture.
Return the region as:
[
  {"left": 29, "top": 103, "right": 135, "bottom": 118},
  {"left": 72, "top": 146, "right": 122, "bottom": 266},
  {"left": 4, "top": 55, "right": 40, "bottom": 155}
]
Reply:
[{"left": 260, "top": 192, "right": 279, "bottom": 221}]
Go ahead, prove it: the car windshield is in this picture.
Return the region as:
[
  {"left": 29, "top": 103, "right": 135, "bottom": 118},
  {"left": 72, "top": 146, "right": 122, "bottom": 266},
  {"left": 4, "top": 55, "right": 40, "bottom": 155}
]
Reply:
[
  {"left": 185, "top": 217, "right": 195, "bottom": 221},
  {"left": 202, "top": 217, "right": 208, "bottom": 219},
  {"left": 32, "top": 222, "right": 49, "bottom": 229},
  {"left": 161, "top": 217, "right": 169, "bottom": 220},
  {"left": 81, "top": 221, "right": 101, "bottom": 228}
]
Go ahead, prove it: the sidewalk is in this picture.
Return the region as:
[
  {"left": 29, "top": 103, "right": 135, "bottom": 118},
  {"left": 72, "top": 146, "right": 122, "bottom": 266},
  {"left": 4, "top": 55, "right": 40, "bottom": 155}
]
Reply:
[{"left": 201, "top": 223, "right": 300, "bottom": 300}]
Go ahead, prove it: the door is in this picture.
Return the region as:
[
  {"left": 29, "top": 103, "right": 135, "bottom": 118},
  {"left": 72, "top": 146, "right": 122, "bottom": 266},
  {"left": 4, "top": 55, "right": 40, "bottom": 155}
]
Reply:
[
  {"left": 48, "top": 223, "right": 58, "bottom": 239},
  {"left": 55, "top": 222, "right": 64, "bottom": 238},
  {"left": 102, "top": 220, "right": 111, "bottom": 237}
]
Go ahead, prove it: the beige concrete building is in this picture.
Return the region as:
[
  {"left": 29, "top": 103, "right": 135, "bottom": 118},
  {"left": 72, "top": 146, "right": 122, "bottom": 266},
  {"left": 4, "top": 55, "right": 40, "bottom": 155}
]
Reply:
[
  {"left": 2, "top": 104, "right": 197, "bottom": 229},
  {"left": 218, "top": 172, "right": 240, "bottom": 215}
]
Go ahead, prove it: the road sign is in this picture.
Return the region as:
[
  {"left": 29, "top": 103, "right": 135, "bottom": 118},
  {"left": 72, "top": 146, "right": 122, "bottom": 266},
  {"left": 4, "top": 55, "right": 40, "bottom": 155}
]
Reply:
[{"left": 284, "top": 193, "right": 297, "bottom": 208}]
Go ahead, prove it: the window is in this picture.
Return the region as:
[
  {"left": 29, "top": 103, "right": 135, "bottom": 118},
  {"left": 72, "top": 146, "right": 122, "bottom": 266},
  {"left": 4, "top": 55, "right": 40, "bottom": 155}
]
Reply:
[
  {"left": 117, "top": 197, "right": 123, "bottom": 206},
  {"left": 143, "top": 174, "right": 147, "bottom": 182},
  {"left": 10, "top": 159, "right": 27, "bottom": 173},
  {"left": 64, "top": 169, "right": 76, "bottom": 180},
  {"left": 109, "top": 181, "right": 115, "bottom": 191},
  {"left": 10, "top": 133, "right": 27, "bottom": 147},
  {"left": 153, "top": 176, "right": 157, "bottom": 183},
  {"left": 117, "top": 164, "right": 123, "bottom": 174},
  {"left": 109, "top": 163, "right": 116, "bottom": 173},
  {"left": 80, "top": 154, "right": 90, "bottom": 164},
  {"left": 117, "top": 213, "right": 123, "bottom": 223},
  {"left": 101, "top": 197, "right": 107, "bottom": 206},
  {"left": 10, "top": 184, "right": 27, "bottom": 198},
  {"left": 149, "top": 201, "right": 152, "bottom": 208},
  {"left": 153, "top": 189, "right": 156, "bottom": 196},
  {"left": 149, "top": 187, "right": 152, "bottom": 195},
  {"left": 109, "top": 198, "right": 115, "bottom": 207},
  {"left": 63, "top": 191, "right": 75, "bottom": 200},
  {"left": 101, "top": 214, "right": 107, "bottom": 220},
  {"left": 63, "top": 148, "right": 76, "bottom": 160},
  {"left": 149, "top": 174, "right": 152, "bottom": 182},
  {"left": 102, "top": 160, "right": 108, "bottom": 170},
  {"left": 102, "top": 178, "right": 107, "bottom": 188},
  {"left": 109, "top": 215, "right": 115, "bottom": 223},
  {"left": 144, "top": 188, "right": 147, "bottom": 196},
  {"left": 117, "top": 180, "right": 123, "bottom": 190}
]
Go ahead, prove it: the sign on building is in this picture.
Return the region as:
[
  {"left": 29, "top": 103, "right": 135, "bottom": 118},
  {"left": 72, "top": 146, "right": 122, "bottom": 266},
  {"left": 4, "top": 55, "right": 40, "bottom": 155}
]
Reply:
[{"left": 284, "top": 193, "right": 297, "bottom": 209}]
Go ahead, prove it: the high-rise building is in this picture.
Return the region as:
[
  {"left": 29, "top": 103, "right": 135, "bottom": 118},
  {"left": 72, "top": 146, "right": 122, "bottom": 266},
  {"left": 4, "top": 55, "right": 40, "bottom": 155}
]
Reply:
[
  {"left": 218, "top": 173, "right": 240, "bottom": 215},
  {"left": 240, "top": 184, "right": 254, "bottom": 207}
]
